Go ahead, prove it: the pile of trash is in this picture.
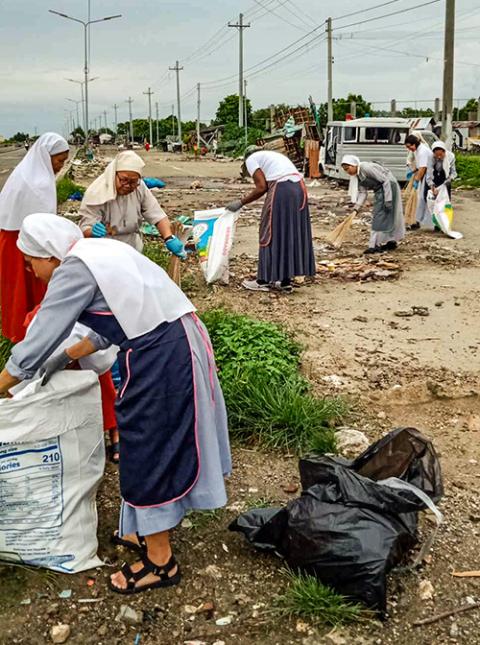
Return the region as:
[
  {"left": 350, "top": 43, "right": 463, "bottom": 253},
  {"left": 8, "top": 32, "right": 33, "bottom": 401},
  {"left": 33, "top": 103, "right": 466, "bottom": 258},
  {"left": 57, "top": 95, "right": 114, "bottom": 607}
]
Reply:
[
  {"left": 230, "top": 428, "right": 443, "bottom": 616},
  {"left": 316, "top": 257, "right": 402, "bottom": 282}
]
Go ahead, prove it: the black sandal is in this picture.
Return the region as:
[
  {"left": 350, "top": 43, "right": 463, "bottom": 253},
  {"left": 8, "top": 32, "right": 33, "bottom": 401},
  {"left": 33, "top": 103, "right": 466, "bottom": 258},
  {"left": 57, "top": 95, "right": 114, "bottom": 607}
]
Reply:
[
  {"left": 108, "top": 553, "right": 181, "bottom": 595},
  {"left": 108, "top": 441, "right": 120, "bottom": 464},
  {"left": 111, "top": 531, "right": 145, "bottom": 554}
]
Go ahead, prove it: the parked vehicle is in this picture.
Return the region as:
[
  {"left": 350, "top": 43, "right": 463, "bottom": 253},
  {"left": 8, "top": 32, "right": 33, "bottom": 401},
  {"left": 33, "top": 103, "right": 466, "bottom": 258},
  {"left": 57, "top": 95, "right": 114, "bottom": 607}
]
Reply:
[{"left": 320, "top": 117, "right": 438, "bottom": 182}]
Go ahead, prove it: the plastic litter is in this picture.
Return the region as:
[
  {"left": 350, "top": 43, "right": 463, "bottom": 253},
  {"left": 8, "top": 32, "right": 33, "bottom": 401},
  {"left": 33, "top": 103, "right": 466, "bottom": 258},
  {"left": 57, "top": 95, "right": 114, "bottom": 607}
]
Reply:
[
  {"left": 193, "top": 208, "right": 238, "bottom": 284},
  {"left": 143, "top": 177, "right": 166, "bottom": 189},
  {"left": 426, "top": 185, "right": 463, "bottom": 239},
  {"left": 67, "top": 191, "right": 83, "bottom": 201},
  {"left": 230, "top": 427, "right": 443, "bottom": 615}
]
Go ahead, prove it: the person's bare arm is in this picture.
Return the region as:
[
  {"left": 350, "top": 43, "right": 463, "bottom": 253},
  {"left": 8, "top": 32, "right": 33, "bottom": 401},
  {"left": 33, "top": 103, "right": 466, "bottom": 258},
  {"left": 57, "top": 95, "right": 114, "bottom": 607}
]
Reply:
[
  {"left": 156, "top": 218, "right": 173, "bottom": 239},
  {"left": 0, "top": 369, "right": 20, "bottom": 395},
  {"left": 65, "top": 336, "right": 98, "bottom": 361},
  {"left": 415, "top": 167, "right": 427, "bottom": 182},
  {"left": 241, "top": 169, "right": 268, "bottom": 205}
]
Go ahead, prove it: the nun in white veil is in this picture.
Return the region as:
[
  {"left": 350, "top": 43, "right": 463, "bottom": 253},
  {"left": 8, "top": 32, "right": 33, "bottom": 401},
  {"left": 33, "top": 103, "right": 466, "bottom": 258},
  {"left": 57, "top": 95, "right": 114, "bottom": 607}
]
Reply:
[{"left": 0, "top": 132, "right": 69, "bottom": 342}]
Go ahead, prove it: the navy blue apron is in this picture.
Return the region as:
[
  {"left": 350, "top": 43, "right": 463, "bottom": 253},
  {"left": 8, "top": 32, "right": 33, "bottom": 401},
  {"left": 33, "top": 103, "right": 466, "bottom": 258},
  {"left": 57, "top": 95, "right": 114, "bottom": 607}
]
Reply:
[{"left": 79, "top": 310, "right": 198, "bottom": 508}]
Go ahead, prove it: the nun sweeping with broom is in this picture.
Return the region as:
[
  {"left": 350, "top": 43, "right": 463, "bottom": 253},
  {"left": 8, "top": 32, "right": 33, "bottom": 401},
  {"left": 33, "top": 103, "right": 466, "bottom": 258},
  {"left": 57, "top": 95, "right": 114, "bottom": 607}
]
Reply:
[{"left": 338, "top": 155, "right": 405, "bottom": 254}]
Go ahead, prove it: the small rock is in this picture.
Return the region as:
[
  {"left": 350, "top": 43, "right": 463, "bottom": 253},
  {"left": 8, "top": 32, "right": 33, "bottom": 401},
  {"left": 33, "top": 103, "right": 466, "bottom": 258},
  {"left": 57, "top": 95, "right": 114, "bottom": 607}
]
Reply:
[
  {"left": 435, "top": 301, "right": 444, "bottom": 307},
  {"left": 467, "top": 415, "right": 480, "bottom": 432},
  {"left": 377, "top": 411, "right": 386, "bottom": 420},
  {"left": 450, "top": 622, "right": 459, "bottom": 638},
  {"left": 197, "top": 601, "right": 215, "bottom": 616},
  {"left": 418, "top": 579, "right": 434, "bottom": 600},
  {"left": 282, "top": 482, "right": 299, "bottom": 494},
  {"left": 353, "top": 315, "right": 368, "bottom": 323},
  {"left": 465, "top": 596, "right": 476, "bottom": 605},
  {"left": 203, "top": 564, "right": 222, "bottom": 580},
  {"left": 50, "top": 624, "right": 71, "bottom": 644},
  {"left": 184, "top": 604, "right": 198, "bottom": 615},
  {"left": 97, "top": 625, "right": 108, "bottom": 637},
  {"left": 296, "top": 620, "right": 310, "bottom": 633},
  {"left": 181, "top": 517, "right": 193, "bottom": 529},
  {"left": 115, "top": 604, "right": 143, "bottom": 625},
  {"left": 215, "top": 616, "right": 233, "bottom": 626},
  {"left": 325, "top": 632, "right": 348, "bottom": 645},
  {"left": 336, "top": 427, "right": 369, "bottom": 458}
]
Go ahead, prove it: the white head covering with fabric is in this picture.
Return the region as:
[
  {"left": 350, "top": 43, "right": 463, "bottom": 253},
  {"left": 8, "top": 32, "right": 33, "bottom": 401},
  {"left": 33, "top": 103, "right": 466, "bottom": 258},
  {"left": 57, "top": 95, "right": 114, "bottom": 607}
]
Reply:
[
  {"left": 432, "top": 141, "right": 455, "bottom": 175},
  {"left": 82, "top": 151, "right": 145, "bottom": 207},
  {"left": 341, "top": 155, "right": 361, "bottom": 203},
  {"left": 17, "top": 213, "right": 195, "bottom": 340},
  {"left": 0, "top": 132, "right": 69, "bottom": 231}
]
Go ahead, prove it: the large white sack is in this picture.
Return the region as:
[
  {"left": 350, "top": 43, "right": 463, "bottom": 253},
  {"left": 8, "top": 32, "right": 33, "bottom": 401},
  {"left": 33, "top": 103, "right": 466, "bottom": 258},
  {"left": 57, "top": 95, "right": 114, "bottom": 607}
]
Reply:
[
  {"left": 193, "top": 208, "right": 238, "bottom": 284},
  {"left": 0, "top": 371, "right": 105, "bottom": 573}
]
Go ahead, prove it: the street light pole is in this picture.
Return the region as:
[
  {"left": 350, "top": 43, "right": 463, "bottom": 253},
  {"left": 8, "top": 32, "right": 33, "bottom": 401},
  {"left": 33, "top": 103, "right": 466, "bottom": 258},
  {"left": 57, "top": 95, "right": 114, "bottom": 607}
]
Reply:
[
  {"left": 50, "top": 9, "right": 122, "bottom": 145},
  {"left": 66, "top": 98, "right": 81, "bottom": 129},
  {"left": 66, "top": 76, "right": 98, "bottom": 140}
]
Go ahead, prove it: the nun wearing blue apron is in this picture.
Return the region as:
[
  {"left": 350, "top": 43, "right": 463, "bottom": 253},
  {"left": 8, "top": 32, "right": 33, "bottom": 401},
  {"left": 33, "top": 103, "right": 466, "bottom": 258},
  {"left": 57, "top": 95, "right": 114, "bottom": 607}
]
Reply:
[{"left": 0, "top": 213, "right": 231, "bottom": 595}]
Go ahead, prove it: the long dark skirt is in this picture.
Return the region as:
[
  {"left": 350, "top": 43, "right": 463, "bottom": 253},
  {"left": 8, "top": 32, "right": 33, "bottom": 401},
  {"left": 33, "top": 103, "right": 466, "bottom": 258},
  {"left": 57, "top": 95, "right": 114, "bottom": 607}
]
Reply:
[{"left": 258, "top": 180, "right": 315, "bottom": 284}]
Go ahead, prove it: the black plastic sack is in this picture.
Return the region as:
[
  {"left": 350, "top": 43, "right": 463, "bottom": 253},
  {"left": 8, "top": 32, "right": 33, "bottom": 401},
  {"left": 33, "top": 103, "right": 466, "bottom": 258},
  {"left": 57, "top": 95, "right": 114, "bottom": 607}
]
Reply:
[{"left": 230, "top": 428, "right": 443, "bottom": 615}]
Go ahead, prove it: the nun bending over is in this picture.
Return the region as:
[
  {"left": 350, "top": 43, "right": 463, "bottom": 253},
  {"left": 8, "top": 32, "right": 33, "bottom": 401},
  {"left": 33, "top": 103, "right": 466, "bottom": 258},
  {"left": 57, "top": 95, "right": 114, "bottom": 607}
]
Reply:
[
  {"left": 79, "top": 151, "right": 185, "bottom": 257},
  {"left": 0, "top": 214, "right": 231, "bottom": 595},
  {"left": 405, "top": 134, "right": 434, "bottom": 229},
  {"left": 341, "top": 155, "right": 405, "bottom": 254},
  {"left": 0, "top": 133, "right": 69, "bottom": 341}
]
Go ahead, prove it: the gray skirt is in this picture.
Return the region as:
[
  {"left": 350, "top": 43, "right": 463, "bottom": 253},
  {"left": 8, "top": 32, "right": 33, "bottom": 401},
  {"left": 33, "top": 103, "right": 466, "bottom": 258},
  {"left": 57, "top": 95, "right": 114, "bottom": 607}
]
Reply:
[
  {"left": 119, "top": 314, "right": 231, "bottom": 536},
  {"left": 258, "top": 180, "right": 316, "bottom": 283}
]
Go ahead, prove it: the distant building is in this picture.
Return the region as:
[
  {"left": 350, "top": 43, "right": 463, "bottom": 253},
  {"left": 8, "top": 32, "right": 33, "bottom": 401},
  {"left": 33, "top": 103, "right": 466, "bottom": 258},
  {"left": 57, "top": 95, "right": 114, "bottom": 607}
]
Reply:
[{"left": 0, "top": 135, "right": 6, "bottom": 143}]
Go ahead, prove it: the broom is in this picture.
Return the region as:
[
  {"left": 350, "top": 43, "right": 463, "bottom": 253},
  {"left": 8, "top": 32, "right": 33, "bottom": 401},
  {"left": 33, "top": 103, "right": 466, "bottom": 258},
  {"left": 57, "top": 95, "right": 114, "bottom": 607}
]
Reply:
[
  {"left": 404, "top": 179, "right": 418, "bottom": 227},
  {"left": 326, "top": 211, "right": 356, "bottom": 248},
  {"left": 167, "top": 221, "right": 182, "bottom": 287}
]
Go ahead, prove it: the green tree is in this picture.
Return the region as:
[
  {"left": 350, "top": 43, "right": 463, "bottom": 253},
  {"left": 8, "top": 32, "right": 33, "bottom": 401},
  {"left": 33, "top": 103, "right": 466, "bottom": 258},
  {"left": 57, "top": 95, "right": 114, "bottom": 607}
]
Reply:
[
  {"left": 214, "top": 94, "right": 252, "bottom": 126},
  {"left": 458, "top": 98, "right": 479, "bottom": 121},
  {"left": 10, "top": 132, "right": 29, "bottom": 143},
  {"left": 318, "top": 94, "right": 372, "bottom": 127},
  {"left": 251, "top": 103, "right": 291, "bottom": 131}
]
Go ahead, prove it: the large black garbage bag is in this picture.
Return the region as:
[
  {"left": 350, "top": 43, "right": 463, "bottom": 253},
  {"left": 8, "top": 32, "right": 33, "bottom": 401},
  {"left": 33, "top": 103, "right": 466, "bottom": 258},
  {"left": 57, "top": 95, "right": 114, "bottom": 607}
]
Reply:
[
  {"left": 300, "top": 427, "right": 443, "bottom": 501},
  {"left": 230, "top": 428, "right": 443, "bottom": 615}
]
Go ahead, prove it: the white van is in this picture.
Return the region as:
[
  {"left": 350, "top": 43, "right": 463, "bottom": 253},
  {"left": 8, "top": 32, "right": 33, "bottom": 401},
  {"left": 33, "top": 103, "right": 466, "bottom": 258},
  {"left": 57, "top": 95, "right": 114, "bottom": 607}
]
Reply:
[{"left": 321, "top": 117, "right": 438, "bottom": 182}]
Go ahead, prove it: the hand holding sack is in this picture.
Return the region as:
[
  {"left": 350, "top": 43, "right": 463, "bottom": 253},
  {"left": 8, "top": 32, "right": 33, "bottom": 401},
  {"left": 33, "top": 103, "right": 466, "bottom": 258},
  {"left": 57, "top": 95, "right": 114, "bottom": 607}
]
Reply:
[
  {"left": 40, "top": 351, "right": 71, "bottom": 385},
  {"left": 92, "top": 222, "right": 108, "bottom": 238},
  {"left": 165, "top": 235, "right": 187, "bottom": 259}
]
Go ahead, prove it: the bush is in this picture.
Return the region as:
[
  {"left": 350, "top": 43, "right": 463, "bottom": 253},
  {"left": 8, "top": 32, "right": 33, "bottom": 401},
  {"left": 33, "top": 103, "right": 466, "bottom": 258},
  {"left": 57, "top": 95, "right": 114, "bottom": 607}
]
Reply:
[
  {"left": 56, "top": 178, "right": 85, "bottom": 204},
  {"left": 201, "top": 310, "right": 345, "bottom": 454},
  {"left": 143, "top": 240, "right": 170, "bottom": 270},
  {"left": 276, "top": 569, "right": 372, "bottom": 627},
  {"left": 454, "top": 154, "right": 480, "bottom": 188},
  {"left": 0, "top": 335, "right": 13, "bottom": 371},
  {"left": 201, "top": 309, "right": 301, "bottom": 380}
]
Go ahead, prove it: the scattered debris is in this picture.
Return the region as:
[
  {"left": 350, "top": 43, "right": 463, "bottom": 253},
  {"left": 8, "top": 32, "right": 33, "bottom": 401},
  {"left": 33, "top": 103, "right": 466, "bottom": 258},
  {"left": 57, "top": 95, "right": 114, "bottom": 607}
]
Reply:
[
  {"left": 413, "top": 601, "right": 480, "bottom": 626},
  {"left": 50, "top": 624, "right": 71, "bottom": 644},
  {"left": 317, "top": 258, "right": 401, "bottom": 282},
  {"left": 335, "top": 427, "right": 370, "bottom": 458},
  {"left": 115, "top": 605, "right": 144, "bottom": 625},
  {"left": 215, "top": 616, "right": 233, "bottom": 626},
  {"left": 452, "top": 570, "right": 480, "bottom": 578},
  {"left": 418, "top": 579, "right": 435, "bottom": 600},
  {"left": 58, "top": 590, "right": 72, "bottom": 599}
]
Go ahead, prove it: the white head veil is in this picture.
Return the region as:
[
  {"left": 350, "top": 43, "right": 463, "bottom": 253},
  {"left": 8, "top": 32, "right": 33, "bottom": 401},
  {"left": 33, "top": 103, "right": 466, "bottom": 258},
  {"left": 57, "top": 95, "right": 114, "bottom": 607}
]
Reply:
[
  {"left": 82, "top": 151, "right": 145, "bottom": 206},
  {"left": 0, "top": 132, "right": 69, "bottom": 231},
  {"left": 17, "top": 213, "right": 83, "bottom": 259},
  {"left": 341, "top": 155, "right": 361, "bottom": 203},
  {"left": 432, "top": 140, "right": 455, "bottom": 176}
]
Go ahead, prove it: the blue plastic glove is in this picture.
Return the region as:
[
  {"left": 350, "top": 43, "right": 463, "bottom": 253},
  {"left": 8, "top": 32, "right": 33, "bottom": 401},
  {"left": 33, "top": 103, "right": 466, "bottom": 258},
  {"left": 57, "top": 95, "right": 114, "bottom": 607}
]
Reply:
[
  {"left": 406, "top": 170, "right": 414, "bottom": 180},
  {"left": 165, "top": 235, "right": 187, "bottom": 259},
  {"left": 92, "top": 222, "right": 108, "bottom": 238},
  {"left": 413, "top": 180, "right": 419, "bottom": 190}
]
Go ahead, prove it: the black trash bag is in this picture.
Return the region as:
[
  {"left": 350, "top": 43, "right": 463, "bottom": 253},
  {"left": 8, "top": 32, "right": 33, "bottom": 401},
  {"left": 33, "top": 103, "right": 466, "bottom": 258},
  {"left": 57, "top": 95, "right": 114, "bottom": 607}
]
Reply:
[
  {"left": 299, "top": 427, "right": 443, "bottom": 502},
  {"left": 230, "top": 428, "right": 443, "bottom": 615}
]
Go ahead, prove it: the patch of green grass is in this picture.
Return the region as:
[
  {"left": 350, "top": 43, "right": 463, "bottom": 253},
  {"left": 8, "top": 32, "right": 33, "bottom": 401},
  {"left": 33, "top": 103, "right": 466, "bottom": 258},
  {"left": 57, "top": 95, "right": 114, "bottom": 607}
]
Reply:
[
  {"left": 0, "top": 334, "right": 13, "bottom": 371},
  {"left": 184, "top": 509, "right": 222, "bottom": 530},
  {"left": 223, "top": 370, "right": 343, "bottom": 454},
  {"left": 245, "top": 496, "right": 275, "bottom": 510},
  {"left": 56, "top": 177, "right": 85, "bottom": 204},
  {"left": 201, "top": 309, "right": 301, "bottom": 380},
  {"left": 143, "top": 240, "right": 170, "bottom": 270},
  {"left": 454, "top": 154, "right": 480, "bottom": 188},
  {"left": 276, "top": 569, "right": 372, "bottom": 627}
]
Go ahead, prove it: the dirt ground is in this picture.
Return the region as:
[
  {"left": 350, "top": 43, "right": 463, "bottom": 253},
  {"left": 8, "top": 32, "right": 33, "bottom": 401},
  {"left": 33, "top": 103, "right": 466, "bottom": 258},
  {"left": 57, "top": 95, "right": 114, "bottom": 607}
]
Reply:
[{"left": 2, "top": 147, "right": 480, "bottom": 645}]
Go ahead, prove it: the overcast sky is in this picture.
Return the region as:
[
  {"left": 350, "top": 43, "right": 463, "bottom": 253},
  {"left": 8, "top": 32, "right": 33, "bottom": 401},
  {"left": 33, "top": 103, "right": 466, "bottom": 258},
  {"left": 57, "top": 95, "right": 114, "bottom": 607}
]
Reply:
[{"left": 0, "top": 0, "right": 479, "bottom": 137}]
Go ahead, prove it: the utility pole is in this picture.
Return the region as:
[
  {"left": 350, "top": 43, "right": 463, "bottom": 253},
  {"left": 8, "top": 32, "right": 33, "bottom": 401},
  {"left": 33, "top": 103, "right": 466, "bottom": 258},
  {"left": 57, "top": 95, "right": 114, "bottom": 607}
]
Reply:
[
  {"left": 196, "top": 83, "right": 201, "bottom": 148},
  {"left": 229, "top": 13, "right": 251, "bottom": 127},
  {"left": 390, "top": 99, "right": 397, "bottom": 117},
  {"left": 103, "top": 110, "right": 108, "bottom": 131},
  {"left": 442, "top": 0, "right": 455, "bottom": 149},
  {"left": 155, "top": 102, "right": 159, "bottom": 146},
  {"left": 434, "top": 97, "right": 441, "bottom": 122},
  {"left": 126, "top": 96, "right": 134, "bottom": 144},
  {"left": 270, "top": 104, "right": 275, "bottom": 133},
  {"left": 112, "top": 103, "right": 119, "bottom": 136},
  {"left": 171, "top": 104, "right": 175, "bottom": 137},
  {"left": 350, "top": 100, "right": 357, "bottom": 119},
  {"left": 244, "top": 79, "right": 248, "bottom": 146},
  {"left": 326, "top": 17, "right": 333, "bottom": 122},
  {"left": 477, "top": 96, "right": 480, "bottom": 122},
  {"left": 143, "top": 87, "right": 154, "bottom": 144},
  {"left": 169, "top": 61, "right": 184, "bottom": 142}
]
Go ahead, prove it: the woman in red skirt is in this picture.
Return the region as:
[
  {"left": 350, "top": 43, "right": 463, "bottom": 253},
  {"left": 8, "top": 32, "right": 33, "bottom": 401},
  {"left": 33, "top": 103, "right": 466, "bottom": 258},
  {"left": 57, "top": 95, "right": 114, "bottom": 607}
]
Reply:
[{"left": 0, "top": 132, "right": 69, "bottom": 342}]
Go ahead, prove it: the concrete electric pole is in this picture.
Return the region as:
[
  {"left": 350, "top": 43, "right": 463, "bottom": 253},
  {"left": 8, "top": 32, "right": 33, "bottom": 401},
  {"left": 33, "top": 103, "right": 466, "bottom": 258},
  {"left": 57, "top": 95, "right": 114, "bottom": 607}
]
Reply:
[
  {"left": 390, "top": 100, "right": 397, "bottom": 118},
  {"left": 326, "top": 17, "right": 333, "bottom": 122},
  {"left": 112, "top": 103, "right": 119, "bottom": 136},
  {"left": 196, "top": 83, "right": 201, "bottom": 148},
  {"left": 155, "top": 102, "right": 159, "bottom": 146},
  {"left": 143, "top": 87, "right": 154, "bottom": 144},
  {"left": 441, "top": 0, "right": 455, "bottom": 149},
  {"left": 244, "top": 79, "right": 248, "bottom": 146},
  {"left": 169, "top": 61, "right": 184, "bottom": 143},
  {"left": 229, "top": 13, "right": 251, "bottom": 128},
  {"left": 103, "top": 110, "right": 108, "bottom": 131},
  {"left": 126, "top": 96, "right": 134, "bottom": 144}
]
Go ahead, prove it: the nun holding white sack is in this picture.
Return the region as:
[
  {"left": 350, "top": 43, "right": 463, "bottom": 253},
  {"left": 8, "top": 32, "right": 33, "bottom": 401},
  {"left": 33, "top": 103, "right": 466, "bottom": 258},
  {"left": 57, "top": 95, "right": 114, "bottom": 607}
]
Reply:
[
  {"left": 426, "top": 141, "right": 457, "bottom": 199},
  {"left": 341, "top": 155, "right": 405, "bottom": 254},
  {"left": 0, "top": 213, "right": 231, "bottom": 596},
  {"left": 79, "top": 151, "right": 185, "bottom": 257}
]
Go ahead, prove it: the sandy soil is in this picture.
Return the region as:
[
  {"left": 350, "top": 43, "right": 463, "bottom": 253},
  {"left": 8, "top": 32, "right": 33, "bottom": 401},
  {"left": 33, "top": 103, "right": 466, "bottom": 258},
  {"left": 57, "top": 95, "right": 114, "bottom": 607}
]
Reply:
[{"left": 2, "top": 147, "right": 480, "bottom": 645}]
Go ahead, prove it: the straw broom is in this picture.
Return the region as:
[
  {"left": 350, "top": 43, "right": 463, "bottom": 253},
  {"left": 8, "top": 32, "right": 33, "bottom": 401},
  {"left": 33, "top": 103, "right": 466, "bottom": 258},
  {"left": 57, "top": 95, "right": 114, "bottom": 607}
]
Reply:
[
  {"left": 326, "top": 211, "right": 356, "bottom": 248},
  {"left": 167, "top": 221, "right": 182, "bottom": 287}
]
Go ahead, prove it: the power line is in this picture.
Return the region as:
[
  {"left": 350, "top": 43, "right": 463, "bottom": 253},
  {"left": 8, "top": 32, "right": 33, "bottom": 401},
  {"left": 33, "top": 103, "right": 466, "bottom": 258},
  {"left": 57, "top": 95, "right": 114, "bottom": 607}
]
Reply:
[
  {"left": 251, "top": 0, "right": 309, "bottom": 32},
  {"left": 332, "top": 0, "right": 402, "bottom": 22},
  {"left": 334, "top": 0, "right": 441, "bottom": 31}
]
